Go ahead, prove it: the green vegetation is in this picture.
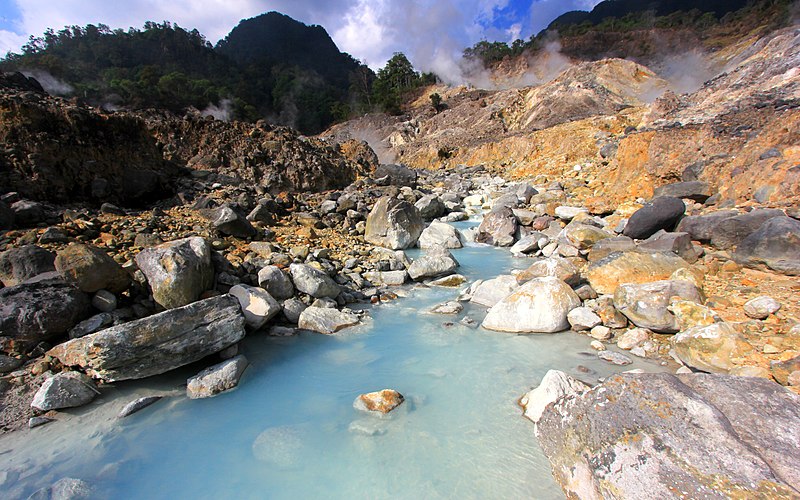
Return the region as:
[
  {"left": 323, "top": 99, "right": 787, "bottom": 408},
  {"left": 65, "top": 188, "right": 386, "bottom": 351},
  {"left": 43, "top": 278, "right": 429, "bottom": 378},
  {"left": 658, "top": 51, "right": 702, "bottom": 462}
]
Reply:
[{"left": 371, "top": 53, "right": 436, "bottom": 115}]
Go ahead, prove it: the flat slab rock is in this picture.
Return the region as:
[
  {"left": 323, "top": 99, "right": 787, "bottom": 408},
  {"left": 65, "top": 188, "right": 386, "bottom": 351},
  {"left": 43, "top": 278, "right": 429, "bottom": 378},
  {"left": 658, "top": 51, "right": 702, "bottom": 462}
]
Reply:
[
  {"left": 187, "top": 355, "right": 249, "bottom": 399},
  {"left": 298, "top": 306, "right": 360, "bottom": 334},
  {"left": 47, "top": 294, "right": 246, "bottom": 382},
  {"left": 536, "top": 372, "right": 800, "bottom": 498}
]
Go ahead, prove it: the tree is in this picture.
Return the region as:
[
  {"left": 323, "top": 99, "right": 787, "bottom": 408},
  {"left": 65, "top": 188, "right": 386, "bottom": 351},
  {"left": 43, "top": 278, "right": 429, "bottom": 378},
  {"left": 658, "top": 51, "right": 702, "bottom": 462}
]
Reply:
[
  {"left": 372, "top": 52, "right": 420, "bottom": 114},
  {"left": 429, "top": 92, "right": 444, "bottom": 113}
]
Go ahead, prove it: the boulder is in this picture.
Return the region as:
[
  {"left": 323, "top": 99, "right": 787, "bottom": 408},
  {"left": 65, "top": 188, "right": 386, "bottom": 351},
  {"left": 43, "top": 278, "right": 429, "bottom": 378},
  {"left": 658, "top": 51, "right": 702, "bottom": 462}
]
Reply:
[
  {"left": 676, "top": 210, "right": 738, "bottom": 243},
  {"left": 430, "top": 301, "right": 463, "bottom": 314},
  {"left": 614, "top": 280, "right": 704, "bottom": 333},
  {"left": 0, "top": 279, "right": 90, "bottom": 345},
  {"left": 229, "top": 284, "right": 281, "bottom": 330},
  {"left": 536, "top": 373, "right": 800, "bottom": 498},
  {"left": 567, "top": 307, "right": 602, "bottom": 331},
  {"left": 414, "top": 194, "right": 446, "bottom": 220},
  {"left": 28, "top": 478, "right": 93, "bottom": 500},
  {"left": 55, "top": 244, "right": 130, "bottom": 294},
  {"left": 598, "top": 350, "right": 633, "bottom": 365},
  {"left": 187, "top": 355, "right": 249, "bottom": 399},
  {"left": 671, "top": 322, "right": 755, "bottom": 374},
  {"left": 470, "top": 275, "right": 519, "bottom": 307},
  {"left": 364, "top": 197, "right": 425, "bottom": 250},
  {"left": 363, "top": 270, "right": 408, "bottom": 286},
  {"left": 353, "top": 389, "right": 405, "bottom": 414},
  {"left": 509, "top": 234, "right": 541, "bottom": 255},
  {"left": 637, "top": 231, "right": 698, "bottom": 263},
  {"left": 587, "top": 236, "right": 636, "bottom": 262},
  {"left": 0, "top": 245, "right": 55, "bottom": 286},
  {"left": 710, "top": 208, "right": 785, "bottom": 250},
  {"left": 135, "top": 237, "right": 214, "bottom": 309},
  {"left": 616, "top": 327, "right": 651, "bottom": 350},
  {"left": 587, "top": 251, "right": 689, "bottom": 295},
  {"left": 289, "top": 264, "right": 340, "bottom": 299},
  {"left": 211, "top": 205, "right": 257, "bottom": 238},
  {"left": 622, "top": 196, "right": 685, "bottom": 240},
  {"left": 418, "top": 222, "right": 462, "bottom": 249},
  {"left": 516, "top": 257, "right": 580, "bottom": 286},
  {"left": 47, "top": 294, "right": 246, "bottom": 381},
  {"left": 10, "top": 200, "right": 44, "bottom": 227},
  {"left": 554, "top": 206, "right": 588, "bottom": 220},
  {"left": 732, "top": 216, "right": 800, "bottom": 275},
  {"left": 562, "top": 223, "right": 612, "bottom": 250},
  {"left": 771, "top": 355, "right": 800, "bottom": 386},
  {"left": 31, "top": 372, "right": 98, "bottom": 411},
  {"left": 520, "top": 370, "right": 589, "bottom": 424},
  {"left": 407, "top": 246, "right": 459, "bottom": 281},
  {"left": 0, "top": 200, "right": 13, "bottom": 229},
  {"left": 476, "top": 206, "right": 517, "bottom": 246},
  {"left": 282, "top": 298, "right": 307, "bottom": 324},
  {"left": 653, "top": 181, "right": 712, "bottom": 202},
  {"left": 298, "top": 306, "right": 360, "bottom": 334},
  {"left": 374, "top": 164, "right": 417, "bottom": 187},
  {"left": 247, "top": 203, "right": 276, "bottom": 225},
  {"left": 482, "top": 277, "right": 580, "bottom": 333},
  {"left": 743, "top": 296, "right": 781, "bottom": 319},
  {"left": 428, "top": 274, "right": 467, "bottom": 287},
  {"left": 668, "top": 300, "right": 718, "bottom": 330},
  {"left": 257, "top": 265, "right": 294, "bottom": 300}
]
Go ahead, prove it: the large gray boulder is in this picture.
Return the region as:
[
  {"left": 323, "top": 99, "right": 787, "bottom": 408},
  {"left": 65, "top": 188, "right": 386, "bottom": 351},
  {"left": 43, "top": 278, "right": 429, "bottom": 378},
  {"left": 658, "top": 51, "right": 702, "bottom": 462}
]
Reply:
[
  {"left": 622, "top": 196, "right": 685, "bottom": 240},
  {"left": 187, "top": 355, "right": 249, "bottom": 399},
  {"left": 0, "top": 245, "right": 55, "bottom": 286},
  {"left": 671, "top": 322, "right": 755, "bottom": 374},
  {"left": 536, "top": 372, "right": 800, "bottom": 498},
  {"left": 418, "top": 222, "right": 462, "bottom": 249},
  {"left": 587, "top": 251, "right": 689, "bottom": 295},
  {"left": 476, "top": 206, "right": 517, "bottom": 246},
  {"left": 470, "top": 275, "right": 519, "bottom": 307},
  {"left": 298, "top": 307, "right": 360, "bottom": 334},
  {"left": 676, "top": 210, "right": 738, "bottom": 242},
  {"left": 257, "top": 265, "right": 295, "bottom": 300},
  {"left": 365, "top": 197, "right": 425, "bottom": 250},
  {"left": 614, "top": 280, "right": 704, "bottom": 333},
  {"left": 229, "top": 284, "right": 281, "bottom": 330},
  {"left": 289, "top": 264, "right": 340, "bottom": 299},
  {"left": 374, "top": 164, "right": 417, "bottom": 187},
  {"left": 27, "top": 477, "right": 93, "bottom": 500},
  {"left": 732, "top": 216, "right": 800, "bottom": 275},
  {"left": 709, "top": 208, "right": 785, "bottom": 250},
  {"left": 135, "top": 237, "right": 214, "bottom": 309},
  {"left": 414, "top": 194, "right": 446, "bottom": 220},
  {"left": 0, "top": 279, "right": 90, "bottom": 346},
  {"left": 482, "top": 277, "right": 580, "bottom": 333},
  {"left": 212, "top": 205, "right": 257, "bottom": 238},
  {"left": 47, "top": 294, "right": 246, "bottom": 381},
  {"left": 407, "top": 246, "right": 459, "bottom": 281},
  {"left": 516, "top": 257, "right": 580, "bottom": 286},
  {"left": 31, "top": 372, "right": 98, "bottom": 411},
  {"left": 520, "top": 370, "right": 589, "bottom": 425},
  {"left": 55, "top": 244, "right": 130, "bottom": 294}
]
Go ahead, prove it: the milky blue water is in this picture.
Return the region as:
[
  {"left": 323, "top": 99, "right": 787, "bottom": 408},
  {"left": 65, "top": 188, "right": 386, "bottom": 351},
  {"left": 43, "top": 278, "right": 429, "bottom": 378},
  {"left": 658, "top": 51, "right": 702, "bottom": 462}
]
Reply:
[{"left": 0, "top": 222, "right": 666, "bottom": 499}]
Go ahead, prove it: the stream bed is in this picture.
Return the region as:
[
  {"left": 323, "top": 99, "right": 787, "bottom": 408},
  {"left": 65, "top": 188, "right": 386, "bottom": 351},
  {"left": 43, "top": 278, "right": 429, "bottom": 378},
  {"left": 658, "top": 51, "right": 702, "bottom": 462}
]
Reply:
[{"left": 0, "top": 223, "right": 667, "bottom": 499}]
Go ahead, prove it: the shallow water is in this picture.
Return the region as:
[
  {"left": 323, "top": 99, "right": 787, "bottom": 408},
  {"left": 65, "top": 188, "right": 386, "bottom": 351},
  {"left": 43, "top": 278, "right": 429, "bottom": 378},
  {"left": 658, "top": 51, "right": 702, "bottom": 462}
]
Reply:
[{"left": 0, "top": 223, "right": 667, "bottom": 499}]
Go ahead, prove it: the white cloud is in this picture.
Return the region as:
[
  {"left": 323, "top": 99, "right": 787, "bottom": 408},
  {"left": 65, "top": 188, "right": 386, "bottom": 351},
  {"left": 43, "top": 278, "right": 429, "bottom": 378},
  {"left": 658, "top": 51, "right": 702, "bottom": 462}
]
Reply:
[{"left": 0, "top": 29, "right": 27, "bottom": 56}]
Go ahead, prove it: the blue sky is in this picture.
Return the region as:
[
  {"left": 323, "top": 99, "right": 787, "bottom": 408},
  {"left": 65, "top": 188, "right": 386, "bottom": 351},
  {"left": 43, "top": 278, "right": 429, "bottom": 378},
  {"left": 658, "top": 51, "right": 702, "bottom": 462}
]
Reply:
[{"left": 0, "top": 0, "right": 602, "bottom": 70}]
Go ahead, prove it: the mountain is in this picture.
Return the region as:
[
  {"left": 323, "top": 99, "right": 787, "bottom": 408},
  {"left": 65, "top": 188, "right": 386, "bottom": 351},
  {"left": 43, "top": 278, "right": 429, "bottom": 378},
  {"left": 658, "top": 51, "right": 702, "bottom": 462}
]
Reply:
[{"left": 0, "top": 14, "right": 372, "bottom": 135}]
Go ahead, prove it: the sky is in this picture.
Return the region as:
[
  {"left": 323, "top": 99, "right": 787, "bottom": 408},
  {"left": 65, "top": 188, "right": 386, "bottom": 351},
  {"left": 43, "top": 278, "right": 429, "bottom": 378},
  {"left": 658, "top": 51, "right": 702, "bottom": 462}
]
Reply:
[{"left": 0, "top": 0, "right": 602, "bottom": 71}]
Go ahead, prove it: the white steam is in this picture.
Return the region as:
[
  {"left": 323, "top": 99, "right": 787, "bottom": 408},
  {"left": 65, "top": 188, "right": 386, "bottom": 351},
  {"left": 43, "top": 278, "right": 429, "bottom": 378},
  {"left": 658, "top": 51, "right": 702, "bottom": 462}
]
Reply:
[
  {"left": 657, "top": 50, "right": 720, "bottom": 95},
  {"left": 201, "top": 98, "right": 233, "bottom": 121},
  {"left": 22, "top": 69, "right": 73, "bottom": 95}
]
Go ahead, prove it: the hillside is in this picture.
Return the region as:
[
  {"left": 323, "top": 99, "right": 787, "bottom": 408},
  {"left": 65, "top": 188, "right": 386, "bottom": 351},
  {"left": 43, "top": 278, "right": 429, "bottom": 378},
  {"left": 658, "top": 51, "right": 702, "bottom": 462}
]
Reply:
[{"left": 0, "top": 14, "right": 372, "bottom": 134}]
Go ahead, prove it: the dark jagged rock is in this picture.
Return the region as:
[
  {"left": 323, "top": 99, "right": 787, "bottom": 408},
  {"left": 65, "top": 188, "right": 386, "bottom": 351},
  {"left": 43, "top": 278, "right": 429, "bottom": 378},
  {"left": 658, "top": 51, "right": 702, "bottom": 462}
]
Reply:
[
  {"left": 373, "top": 164, "right": 418, "bottom": 187},
  {"left": 653, "top": 181, "right": 712, "bottom": 202},
  {"left": 211, "top": 205, "right": 257, "bottom": 238},
  {"left": 676, "top": 210, "right": 739, "bottom": 243},
  {"left": 135, "top": 237, "right": 214, "bottom": 309},
  {"left": 54, "top": 244, "right": 131, "bottom": 294},
  {"left": 709, "top": 208, "right": 785, "bottom": 250},
  {"left": 622, "top": 196, "right": 685, "bottom": 240},
  {"left": 364, "top": 197, "right": 424, "bottom": 249},
  {"left": 476, "top": 206, "right": 518, "bottom": 246},
  {"left": 0, "top": 245, "right": 55, "bottom": 286}
]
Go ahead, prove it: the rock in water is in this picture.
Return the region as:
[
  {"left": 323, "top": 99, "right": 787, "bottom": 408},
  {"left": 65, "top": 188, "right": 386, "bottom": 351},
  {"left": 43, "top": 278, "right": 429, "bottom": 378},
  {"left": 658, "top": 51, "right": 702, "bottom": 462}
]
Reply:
[
  {"left": 47, "top": 295, "right": 246, "bottom": 381},
  {"left": 587, "top": 251, "right": 689, "bottom": 295},
  {"left": 354, "top": 389, "right": 405, "bottom": 414},
  {"left": 118, "top": 396, "right": 162, "bottom": 418},
  {"left": 28, "top": 477, "right": 93, "bottom": 500},
  {"left": 476, "top": 206, "right": 518, "bottom": 246},
  {"left": 364, "top": 197, "right": 424, "bottom": 250},
  {"left": 622, "top": 196, "right": 685, "bottom": 240},
  {"left": 135, "top": 237, "right": 214, "bottom": 309},
  {"left": 187, "top": 355, "right": 249, "bottom": 399},
  {"left": 671, "top": 322, "right": 755, "bottom": 374},
  {"left": 732, "top": 216, "right": 800, "bottom": 275},
  {"left": 298, "top": 307, "right": 360, "bottom": 334},
  {"left": 0, "top": 245, "right": 55, "bottom": 286},
  {"left": 31, "top": 372, "right": 98, "bottom": 411},
  {"left": 536, "top": 372, "right": 800, "bottom": 498},
  {"left": 613, "top": 280, "right": 704, "bottom": 333},
  {"left": 229, "top": 284, "right": 281, "bottom": 330},
  {"left": 519, "top": 370, "right": 589, "bottom": 424},
  {"left": 289, "top": 264, "right": 340, "bottom": 299},
  {"left": 470, "top": 275, "right": 519, "bottom": 307},
  {"left": 407, "top": 246, "right": 459, "bottom": 281},
  {"left": 0, "top": 279, "right": 90, "bottom": 345},
  {"left": 516, "top": 257, "right": 580, "bottom": 286},
  {"left": 417, "top": 221, "right": 462, "bottom": 249},
  {"left": 55, "top": 244, "right": 130, "bottom": 294},
  {"left": 482, "top": 277, "right": 580, "bottom": 333}
]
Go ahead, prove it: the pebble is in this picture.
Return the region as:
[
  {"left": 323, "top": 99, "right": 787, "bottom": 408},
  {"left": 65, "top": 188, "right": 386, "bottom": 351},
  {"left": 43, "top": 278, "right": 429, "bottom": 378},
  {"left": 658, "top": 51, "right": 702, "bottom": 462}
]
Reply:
[
  {"left": 597, "top": 351, "right": 633, "bottom": 366},
  {"left": 590, "top": 340, "right": 606, "bottom": 351},
  {"left": 589, "top": 325, "right": 612, "bottom": 340}
]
